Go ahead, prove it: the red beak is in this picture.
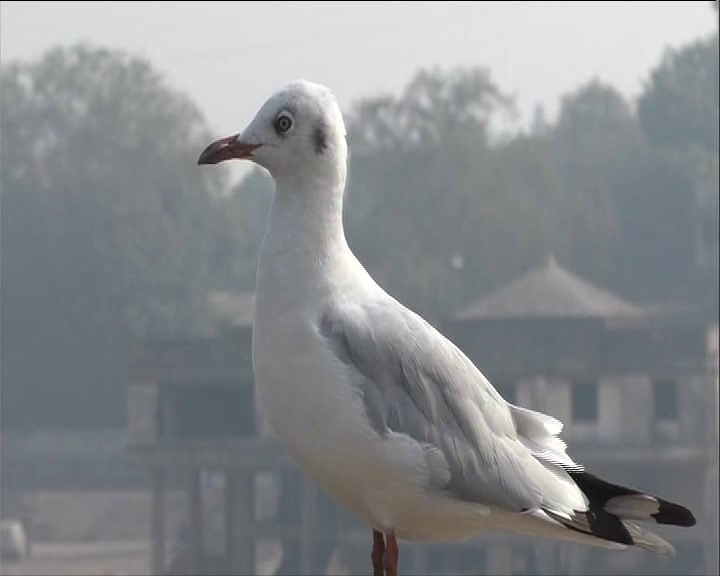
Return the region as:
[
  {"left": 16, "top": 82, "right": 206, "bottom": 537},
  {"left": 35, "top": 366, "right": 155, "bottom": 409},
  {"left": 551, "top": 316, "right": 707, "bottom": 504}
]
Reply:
[{"left": 197, "top": 134, "right": 260, "bottom": 165}]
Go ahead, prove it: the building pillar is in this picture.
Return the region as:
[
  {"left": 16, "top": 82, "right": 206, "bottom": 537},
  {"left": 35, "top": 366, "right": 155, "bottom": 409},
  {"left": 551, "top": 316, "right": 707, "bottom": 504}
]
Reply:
[
  {"left": 707, "top": 325, "right": 718, "bottom": 447},
  {"left": 705, "top": 327, "right": 719, "bottom": 576},
  {"left": 412, "top": 544, "right": 427, "bottom": 574},
  {"left": 228, "top": 469, "right": 255, "bottom": 575},
  {"left": 224, "top": 471, "right": 234, "bottom": 565},
  {"left": 300, "top": 476, "right": 319, "bottom": 573},
  {"left": 189, "top": 468, "right": 203, "bottom": 573},
  {"left": 705, "top": 463, "right": 719, "bottom": 576},
  {"left": 151, "top": 467, "right": 166, "bottom": 576},
  {"left": 534, "top": 541, "right": 556, "bottom": 575},
  {"left": 485, "top": 543, "right": 513, "bottom": 575},
  {"left": 529, "top": 376, "right": 548, "bottom": 412},
  {"left": 559, "top": 544, "right": 586, "bottom": 575}
]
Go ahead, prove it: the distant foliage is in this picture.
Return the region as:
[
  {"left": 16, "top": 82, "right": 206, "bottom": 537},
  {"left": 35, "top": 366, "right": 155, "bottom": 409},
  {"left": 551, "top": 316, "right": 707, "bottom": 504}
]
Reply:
[
  {"left": 2, "top": 34, "right": 718, "bottom": 429},
  {"left": 636, "top": 33, "right": 719, "bottom": 303},
  {"left": 347, "top": 67, "right": 514, "bottom": 153},
  {"left": 638, "top": 34, "right": 719, "bottom": 153},
  {"left": 1, "top": 45, "right": 238, "bottom": 427}
]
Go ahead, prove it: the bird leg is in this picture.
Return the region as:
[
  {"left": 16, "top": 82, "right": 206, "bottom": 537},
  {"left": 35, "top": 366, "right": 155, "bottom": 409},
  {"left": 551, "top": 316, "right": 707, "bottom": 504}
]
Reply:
[
  {"left": 372, "top": 529, "right": 385, "bottom": 576},
  {"left": 384, "top": 530, "right": 398, "bottom": 576}
]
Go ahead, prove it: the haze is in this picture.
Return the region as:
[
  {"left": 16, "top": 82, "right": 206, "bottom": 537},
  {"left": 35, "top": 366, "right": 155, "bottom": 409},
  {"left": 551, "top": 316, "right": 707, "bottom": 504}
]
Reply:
[
  {"left": 2, "top": 0, "right": 716, "bottom": 134},
  {"left": 1, "top": 2, "right": 718, "bottom": 575}
]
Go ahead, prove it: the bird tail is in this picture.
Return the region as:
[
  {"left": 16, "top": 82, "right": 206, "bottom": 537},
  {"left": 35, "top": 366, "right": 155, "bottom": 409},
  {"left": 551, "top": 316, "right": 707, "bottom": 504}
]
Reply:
[{"left": 544, "top": 470, "right": 696, "bottom": 557}]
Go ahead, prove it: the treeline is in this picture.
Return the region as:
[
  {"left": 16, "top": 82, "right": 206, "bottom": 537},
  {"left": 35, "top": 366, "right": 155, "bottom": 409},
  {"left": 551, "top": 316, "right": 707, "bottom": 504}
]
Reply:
[{"left": 1, "top": 32, "right": 717, "bottom": 429}]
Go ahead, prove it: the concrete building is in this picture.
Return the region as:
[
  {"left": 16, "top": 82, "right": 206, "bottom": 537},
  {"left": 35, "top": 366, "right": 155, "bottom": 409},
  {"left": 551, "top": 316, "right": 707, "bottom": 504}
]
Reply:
[{"left": 446, "top": 255, "right": 717, "bottom": 576}]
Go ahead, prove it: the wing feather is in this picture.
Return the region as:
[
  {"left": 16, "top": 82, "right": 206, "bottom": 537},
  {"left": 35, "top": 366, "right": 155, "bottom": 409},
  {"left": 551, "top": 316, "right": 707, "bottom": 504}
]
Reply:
[{"left": 320, "top": 298, "right": 586, "bottom": 516}]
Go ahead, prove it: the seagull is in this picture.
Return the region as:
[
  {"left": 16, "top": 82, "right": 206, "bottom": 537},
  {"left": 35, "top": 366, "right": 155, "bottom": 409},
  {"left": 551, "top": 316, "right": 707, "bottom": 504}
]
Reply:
[{"left": 198, "top": 80, "right": 696, "bottom": 576}]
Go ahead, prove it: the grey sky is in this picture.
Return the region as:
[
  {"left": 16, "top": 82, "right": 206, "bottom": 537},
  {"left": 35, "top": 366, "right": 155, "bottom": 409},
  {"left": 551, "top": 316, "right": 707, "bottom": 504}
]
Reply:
[{"left": 1, "top": 1, "right": 716, "bottom": 183}]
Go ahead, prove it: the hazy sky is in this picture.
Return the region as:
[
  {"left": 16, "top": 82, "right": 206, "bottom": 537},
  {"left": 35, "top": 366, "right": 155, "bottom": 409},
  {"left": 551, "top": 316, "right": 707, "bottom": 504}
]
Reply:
[{"left": 1, "top": 1, "right": 717, "bottom": 171}]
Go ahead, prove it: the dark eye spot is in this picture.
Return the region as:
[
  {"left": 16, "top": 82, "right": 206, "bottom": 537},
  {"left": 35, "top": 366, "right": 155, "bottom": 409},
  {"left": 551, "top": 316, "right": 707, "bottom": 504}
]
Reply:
[
  {"left": 273, "top": 113, "right": 293, "bottom": 135},
  {"left": 313, "top": 124, "right": 328, "bottom": 155}
]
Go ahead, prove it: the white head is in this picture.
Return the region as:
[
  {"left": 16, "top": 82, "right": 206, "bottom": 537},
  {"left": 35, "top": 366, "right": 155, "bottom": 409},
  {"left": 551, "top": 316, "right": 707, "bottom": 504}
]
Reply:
[{"left": 198, "top": 80, "right": 347, "bottom": 187}]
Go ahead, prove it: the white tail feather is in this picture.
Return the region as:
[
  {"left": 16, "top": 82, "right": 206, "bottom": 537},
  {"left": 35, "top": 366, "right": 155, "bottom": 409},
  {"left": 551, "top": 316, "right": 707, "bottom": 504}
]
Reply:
[
  {"left": 509, "top": 404, "right": 581, "bottom": 470},
  {"left": 605, "top": 494, "right": 661, "bottom": 520}
]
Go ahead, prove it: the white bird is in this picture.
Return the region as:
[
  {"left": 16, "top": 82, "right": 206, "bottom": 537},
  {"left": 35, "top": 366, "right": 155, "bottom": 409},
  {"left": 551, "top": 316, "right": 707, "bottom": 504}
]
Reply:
[{"left": 198, "top": 80, "right": 696, "bottom": 576}]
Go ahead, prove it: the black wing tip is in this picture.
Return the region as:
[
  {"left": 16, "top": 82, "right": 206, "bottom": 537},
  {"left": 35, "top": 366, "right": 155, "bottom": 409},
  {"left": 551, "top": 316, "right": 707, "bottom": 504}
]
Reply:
[
  {"left": 591, "top": 511, "right": 635, "bottom": 545},
  {"left": 568, "top": 469, "right": 697, "bottom": 528},
  {"left": 652, "top": 500, "right": 697, "bottom": 527},
  {"left": 545, "top": 507, "right": 634, "bottom": 546}
]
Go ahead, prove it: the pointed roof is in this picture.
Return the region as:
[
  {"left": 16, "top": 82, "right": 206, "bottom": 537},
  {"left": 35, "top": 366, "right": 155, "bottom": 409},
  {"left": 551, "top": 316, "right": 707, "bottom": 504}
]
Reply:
[{"left": 454, "top": 254, "right": 644, "bottom": 321}]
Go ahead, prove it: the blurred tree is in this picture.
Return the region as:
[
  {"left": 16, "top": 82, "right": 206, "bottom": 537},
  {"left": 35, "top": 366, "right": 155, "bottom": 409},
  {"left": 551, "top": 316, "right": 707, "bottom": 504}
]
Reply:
[
  {"left": 638, "top": 34, "right": 718, "bottom": 153},
  {"left": 551, "top": 79, "right": 708, "bottom": 306},
  {"left": 217, "top": 167, "right": 275, "bottom": 293},
  {"left": 637, "top": 33, "right": 719, "bottom": 310},
  {"left": 342, "top": 67, "right": 543, "bottom": 320},
  {"left": 0, "top": 45, "right": 234, "bottom": 428},
  {"left": 610, "top": 146, "right": 698, "bottom": 302},
  {"left": 549, "top": 81, "right": 642, "bottom": 286},
  {"left": 346, "top": 66, "right": 514, "bottom": 153}
]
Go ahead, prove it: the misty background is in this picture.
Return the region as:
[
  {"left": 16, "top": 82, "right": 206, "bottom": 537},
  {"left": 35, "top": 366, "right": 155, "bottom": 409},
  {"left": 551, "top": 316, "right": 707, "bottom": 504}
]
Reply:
[
  {"left": 1, "top": 0, "right": 717, "bottom": 429},
  {"left": 0, "top": 1, "right": 718, "bottom": 575}
]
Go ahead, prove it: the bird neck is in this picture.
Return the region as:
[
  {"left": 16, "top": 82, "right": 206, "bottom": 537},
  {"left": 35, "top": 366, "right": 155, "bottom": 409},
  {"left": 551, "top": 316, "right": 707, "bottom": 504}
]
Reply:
[{"left": 262, "top": 166, "right": 350, "bottom": 273}]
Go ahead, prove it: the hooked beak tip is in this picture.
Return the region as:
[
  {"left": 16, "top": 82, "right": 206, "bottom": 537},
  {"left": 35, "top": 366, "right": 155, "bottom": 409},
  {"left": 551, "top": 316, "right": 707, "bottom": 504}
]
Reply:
[{"left": 197, "top": 135, "right": 260, "bottom": 165}]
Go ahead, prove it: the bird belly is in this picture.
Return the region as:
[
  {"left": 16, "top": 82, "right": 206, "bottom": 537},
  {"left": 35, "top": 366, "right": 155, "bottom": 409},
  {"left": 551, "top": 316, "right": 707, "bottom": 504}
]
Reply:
[
  {"left": 253, "top": 320, "right": 492, "bottom": 540},
  {"left": 254, "top": 324, "right": 395, "bottom": 524}
]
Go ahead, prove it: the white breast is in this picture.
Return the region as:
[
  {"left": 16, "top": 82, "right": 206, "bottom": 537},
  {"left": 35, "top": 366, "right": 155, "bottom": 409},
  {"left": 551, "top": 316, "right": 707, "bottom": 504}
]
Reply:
[
  {"left": 253, "top": 307, "right": 379, "bottom": 517},
  {"left": 253, "top": 304, "right": 456, "bottom": 533}
]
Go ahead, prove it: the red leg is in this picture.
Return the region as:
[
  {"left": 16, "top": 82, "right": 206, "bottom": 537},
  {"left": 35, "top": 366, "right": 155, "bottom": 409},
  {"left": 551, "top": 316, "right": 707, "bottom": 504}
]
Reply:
[
  {"left": 384, "top": 530, "right": 398, "bottom": 576},
  {"left": 372, "top": 529, "right": 385, "bottom": 576}
]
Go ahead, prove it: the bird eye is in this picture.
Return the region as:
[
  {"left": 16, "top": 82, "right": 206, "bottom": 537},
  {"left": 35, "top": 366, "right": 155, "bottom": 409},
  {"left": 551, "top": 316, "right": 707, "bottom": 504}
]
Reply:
[{"left": 274, "top": 112, "right": 293, "bottom": 135}]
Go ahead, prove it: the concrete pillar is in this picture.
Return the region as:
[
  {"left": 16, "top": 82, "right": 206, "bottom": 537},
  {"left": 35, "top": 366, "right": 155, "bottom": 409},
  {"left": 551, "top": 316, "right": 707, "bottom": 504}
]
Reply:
[
  {"left": 300, "top": 475, "right": 319, "bottom": 573},
  {"left": 707, "top": 325, "right": 719, "bottom": 448},
  {"left": 559, "top": 544, "right": 587, "bottom": 575},
  {"left": 151, "top": 468, "right": 166, "bottom": 576},
  {"left": 529, "top": 376, "right": 548, "bottom": 412},
  {"left": 534, "top": 541, "right": 556, "bottom": 575},
  {"left": 189, "top": 469, "right": 202, "bottom": 573},
  {"left": 705, "top": 464, "right": 719, "bottom": 576},
  {"left": 621, "top": 375, "right": 652, "bottom": 444},
  {"left": 412, "top": 544, "right": 427, "bottom": 574},
  {"left": 485, "top": 543, "right": 514, "bottom": 575},
  {"left": 224, "top": 471, "right": 234, "bottom": 565},
  {"left": 678, "top": 372, "right": 705, "bottom": 442},
  {"left": 228, "top": 469, "right": 255, "bottom": 575}
]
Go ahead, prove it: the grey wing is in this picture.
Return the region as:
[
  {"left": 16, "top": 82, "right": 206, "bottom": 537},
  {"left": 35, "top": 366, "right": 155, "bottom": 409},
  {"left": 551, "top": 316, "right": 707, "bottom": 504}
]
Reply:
[{"left": 320, "top": 298, "right": 586, "bottom": 517}]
